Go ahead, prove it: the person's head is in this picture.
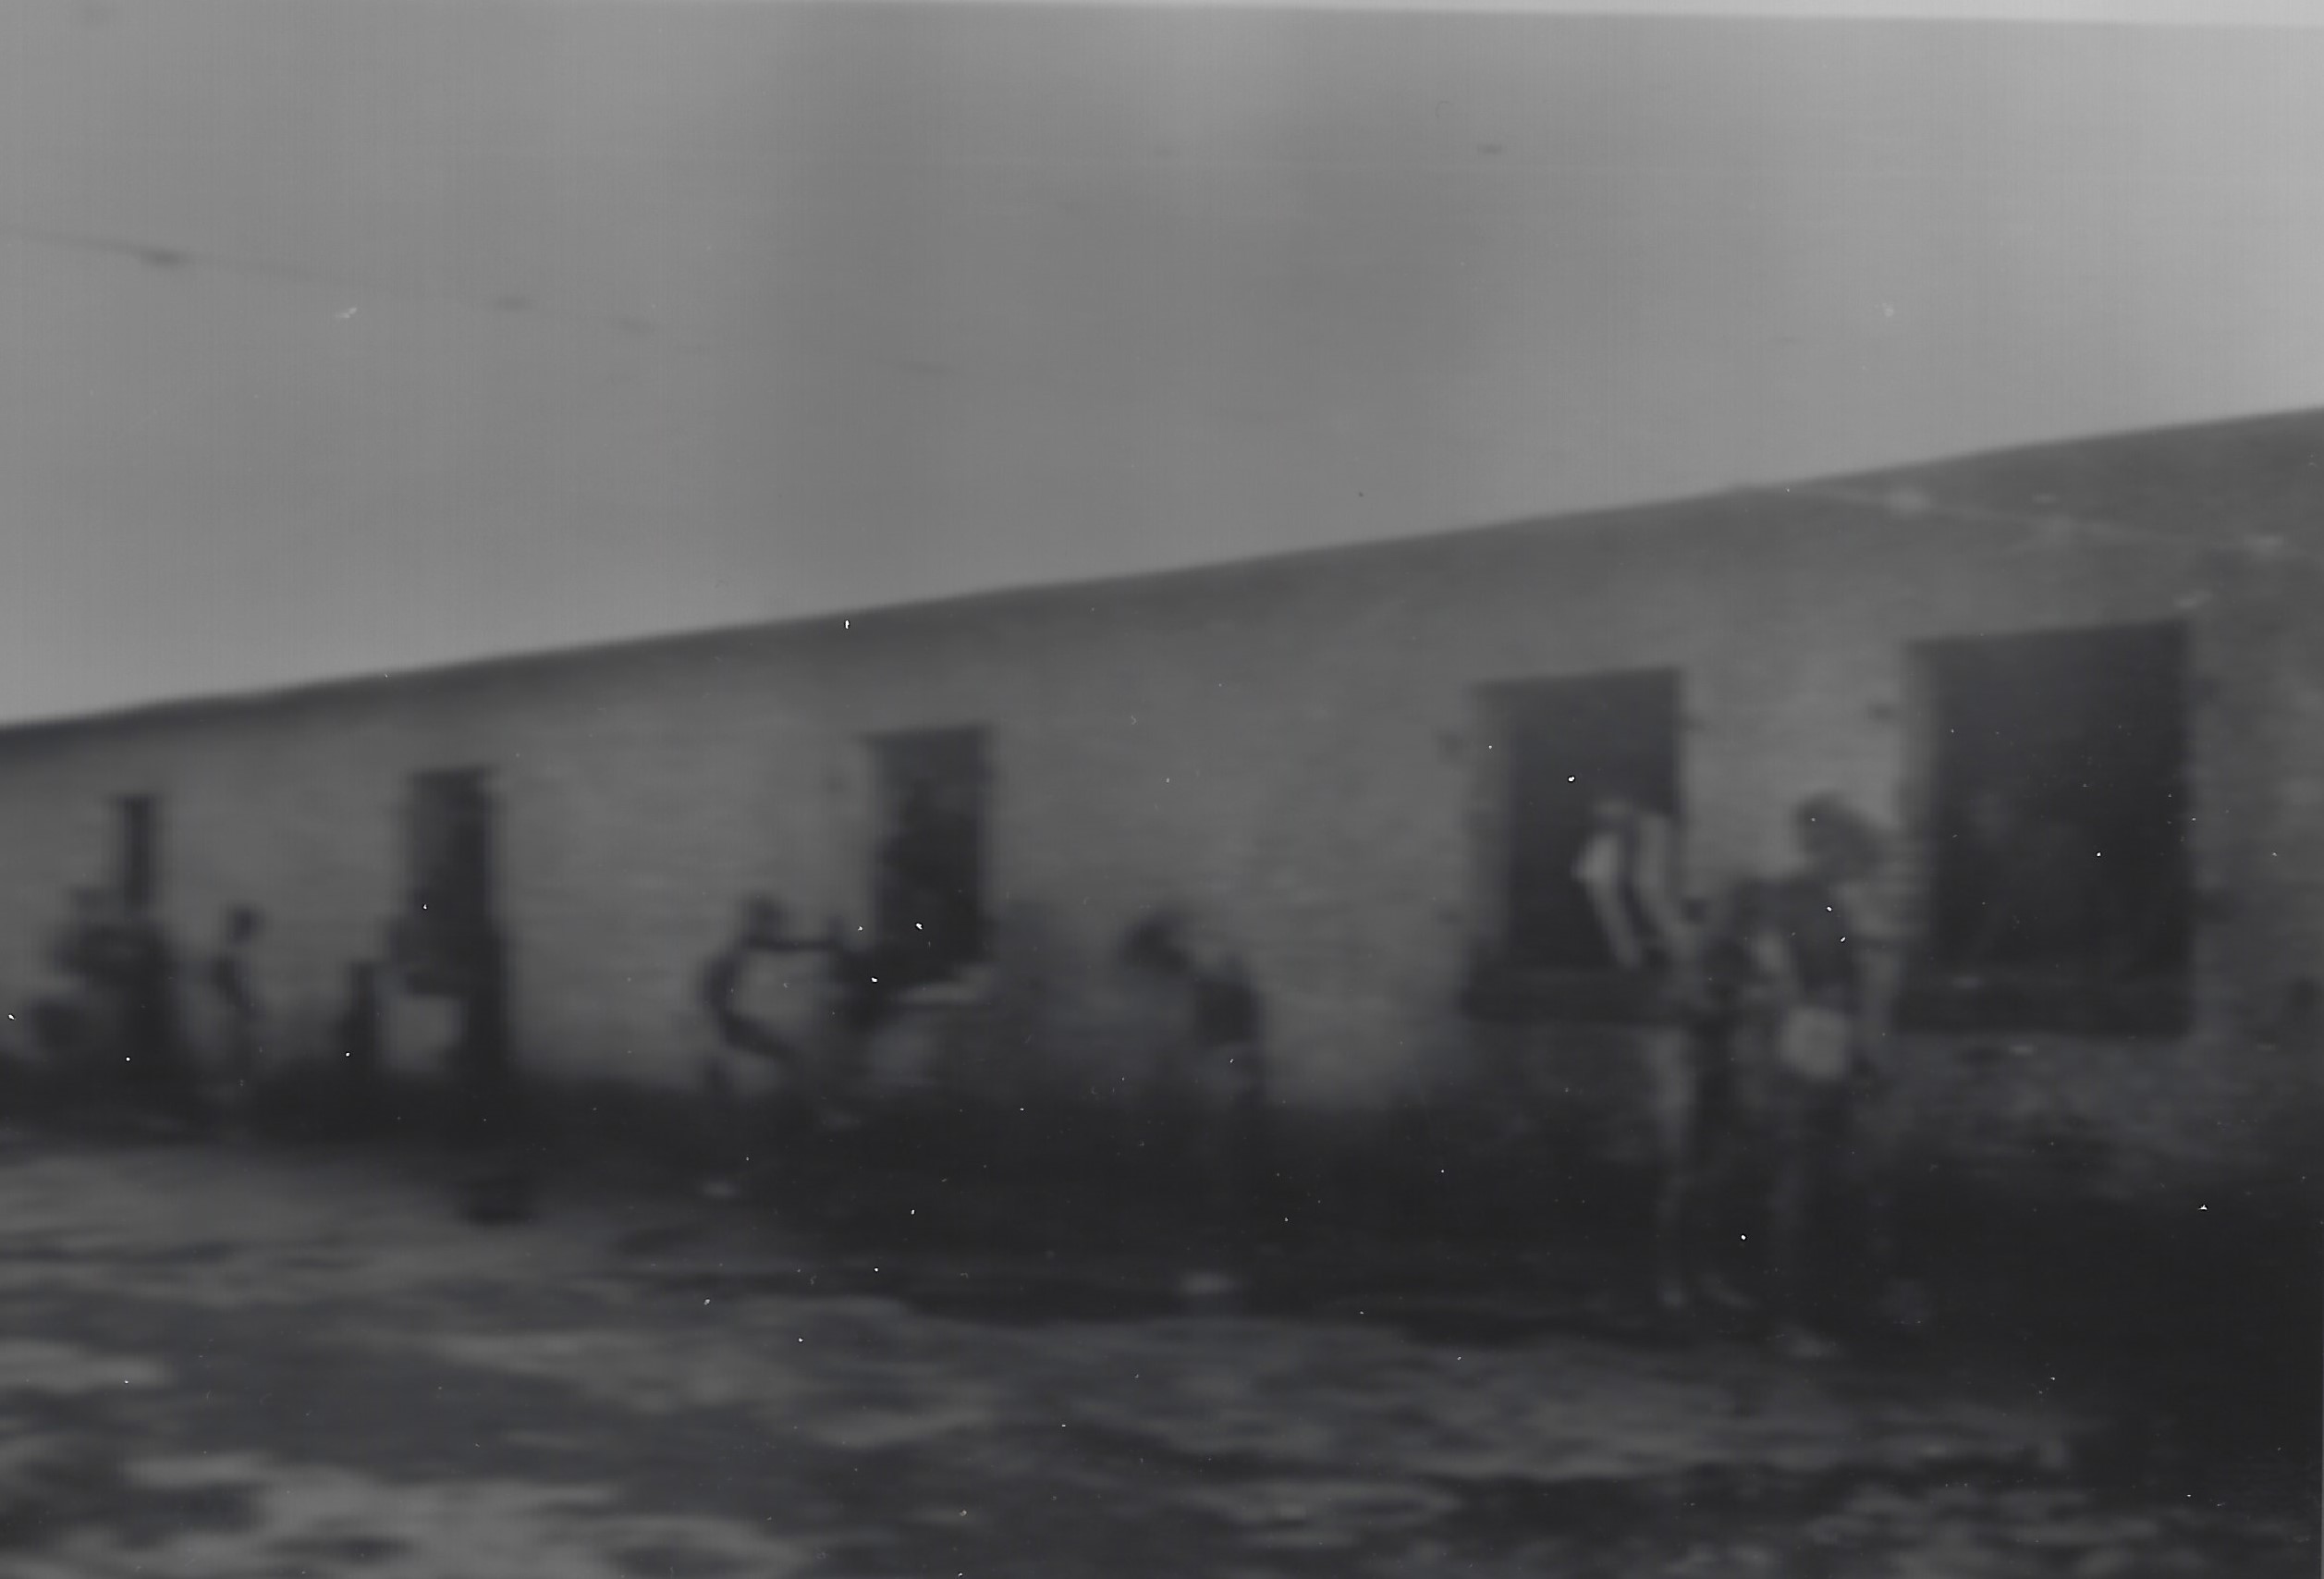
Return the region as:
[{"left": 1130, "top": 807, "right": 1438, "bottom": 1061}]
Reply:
[{"left": 226, "top": 906, "right": 262, "bottom": 943}]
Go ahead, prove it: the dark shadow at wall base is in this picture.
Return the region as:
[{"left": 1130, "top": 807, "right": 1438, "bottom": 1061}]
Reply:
[{"left": 6, "top": 1054, "right": 2311, "bottom": 1473}]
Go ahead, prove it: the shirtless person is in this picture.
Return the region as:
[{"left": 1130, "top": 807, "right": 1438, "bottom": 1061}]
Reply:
[
  {"left": 1571, "top": 790, "right": 1735, "bottom": 1313},
  {"left": 1755, "top": 792, "right": 1901, "bottom": 1357}
]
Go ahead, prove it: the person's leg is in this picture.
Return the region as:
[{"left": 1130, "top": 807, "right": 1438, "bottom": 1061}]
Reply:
[
  {"left": 1765, "top": 1079, "right": 1809, "bottom": 1320},
  {"left": 1766, "top": 1073, "right": 1844, "bottom": 1356},
  {"left": 1643, "top": 1022, "right": 1697, "bottom": 1312},
  {"left": 1822, "top": 947, "right": 1918, "bottom": 1332},
  {"left": 723, "top": 1020, "right": 828, "bottom": 1195},
  {"left": 1841, "top": 1064, "right": 1898, "bottom": 1317},
  {"left": 1688, "top": 1027, "right": 1755, "bottom": 1312}
]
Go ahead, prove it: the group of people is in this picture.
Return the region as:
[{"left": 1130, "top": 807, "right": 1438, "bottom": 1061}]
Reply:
[
  {"left": 692, "top": 890, "right": 1275, "bottom": 1254},
  {"left": 33, "top": 892, "right": 392, "bottom": 1146},
  {"left": 36, "top": 892, "right": 273, "bottom": 1127},
  {"left": 1576, "top": 786, "right": 1910, "bottom": 1358},
  {"left": 696, "top": 786, "right": 1905, "bottom": 1357},
  {"left": 25, "top": 778, "right": 1911, "bottom": 1337},
  {"left": 691, "top": 896, "right": 933, "bottom": 1195}
]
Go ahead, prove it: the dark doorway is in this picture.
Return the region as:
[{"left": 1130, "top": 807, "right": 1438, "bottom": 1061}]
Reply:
[
  {"left": 1487, "top": 669, "right": 1682, "bottom": 971},
  {"left": 870, "top": 728, "right": 988, "bottom": 982},
  {"left": 116, "top": 794, "right": 159, "bottom": 914},
  {"left": 400, "top": 769, "right": 496, "bottom": 997}
]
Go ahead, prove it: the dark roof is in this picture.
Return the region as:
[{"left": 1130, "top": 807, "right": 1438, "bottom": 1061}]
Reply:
[{"left": 3, "top": 404, "right": 2318, "bottom": 749}]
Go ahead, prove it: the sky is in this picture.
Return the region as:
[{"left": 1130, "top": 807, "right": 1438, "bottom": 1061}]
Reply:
[{"left": 1, "top": 2, "right": 2321, "bottom": 724}]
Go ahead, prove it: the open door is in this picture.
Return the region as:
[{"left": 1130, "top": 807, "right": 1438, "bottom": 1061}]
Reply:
[{"left": 397, "top": 769, "right": 496, "bottom": 998}]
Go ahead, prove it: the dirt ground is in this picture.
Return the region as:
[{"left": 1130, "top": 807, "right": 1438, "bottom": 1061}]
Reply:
[{"left": 0, "top": 1128, "right": 2310, "bottom": 1578}]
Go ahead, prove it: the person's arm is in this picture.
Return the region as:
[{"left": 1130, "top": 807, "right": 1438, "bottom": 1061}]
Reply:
[
  {"left": 1632, "top": 814, "right": 1694, "bottom": 966},
  {"left": 1573, "top": 832, "right": 1643, "bottom": 970}
]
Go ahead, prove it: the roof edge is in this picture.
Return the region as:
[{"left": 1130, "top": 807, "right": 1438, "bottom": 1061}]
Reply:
[{"left": 2, "top": 401, "right": 2318, "bottom": 749}]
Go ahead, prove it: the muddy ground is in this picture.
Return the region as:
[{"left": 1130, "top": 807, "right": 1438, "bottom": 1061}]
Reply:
[{"left": 0, "top": 1125, "right": 2311, "bottom": 1577}]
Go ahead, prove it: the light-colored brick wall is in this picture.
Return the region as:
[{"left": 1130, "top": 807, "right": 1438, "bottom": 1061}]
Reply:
[
  {"left": 0, "top": 483, "right": 2313, "bottom": 1201},
  {"left": 0, "top": 637, "right": 838, "bottom": 1095}
]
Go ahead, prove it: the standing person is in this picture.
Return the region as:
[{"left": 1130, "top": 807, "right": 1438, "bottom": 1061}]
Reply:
[
  {"left": 1573, "top": 790, "right": 1691, "bottom": 979},
  {"left": 696, "top": 897, "right": 858, "bottom": 1199},
  {"left": 1755, "top": 792, "right": 1887, "bottom": 1358},
  {"left": 1122, "top": 909, "right": 1271, "bottom": 1304},
  {"left": 206, "top": 907, "right": 264, "bottom": 1134},
  {"left": 1654, "top": 876, "right": 1773, "bottom": 1315},
  {"left": 1799, "top": 792, "right": 1927, "bottom": 1334},
  {"left": 1571, "top": 789, "right": 1713, "bottom": 1312},
  {"left": 698, "top": 898, "right": 844, "bottom": 1105}
]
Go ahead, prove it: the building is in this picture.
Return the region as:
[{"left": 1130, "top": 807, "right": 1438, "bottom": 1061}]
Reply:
[{"left": 1, "top": 409, "right": 2318, "bottom": 1221}]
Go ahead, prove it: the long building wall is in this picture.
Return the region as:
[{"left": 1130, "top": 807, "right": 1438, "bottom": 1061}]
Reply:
[
  {"left": 0, "top": 482, "right": 2316, "bottom": 1204},
  {"left": 805, "top": 497, "right": 2318, "bottom": 1202}
]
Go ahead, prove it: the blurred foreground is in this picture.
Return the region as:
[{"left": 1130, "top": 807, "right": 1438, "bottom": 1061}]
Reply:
[{"left": 0, "top": 1129, "right": 2311, "bottom": 1577}]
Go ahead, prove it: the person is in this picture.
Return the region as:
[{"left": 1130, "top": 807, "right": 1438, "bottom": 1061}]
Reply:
[
  {"left": 825, "top": 924, "right": 911, "bottom": 1050},
  {"left": 699, "top": 898, "right": 847, "bottom": 1093},
  {"left": 41, "top": 889, "right": 121, "bottom": 1077},
  {"left": 1801, "top": 793, "right": 1927, "bottom": 1333},
  {"left": 696, "top": 897, "right": 863, "bottom": 1198},
  {"left": 1572, "top": 790, "right": 1690, "bottom": 978},
  {"left": 1571, "top": 789, "right": 1723, "bottom": 1313},
  {"left": 1653, "top": 876, "right": 1772, "bottom": 1316},
  {"left": 206, "top": 907, "right": 264, "bottom": 1132},
  {"left": 1754, "top": 792, "right": 1891, "bottom": 1358},
  {"left": 1121, "top": 908, "right": 1272, "bottom": 1300}
]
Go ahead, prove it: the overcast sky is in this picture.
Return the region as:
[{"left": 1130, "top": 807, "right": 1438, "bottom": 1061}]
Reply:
[{"left": 2, "top": 2, "right": 2320, "bottom": 724}]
